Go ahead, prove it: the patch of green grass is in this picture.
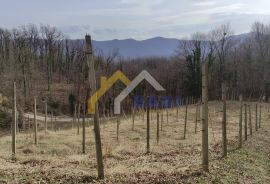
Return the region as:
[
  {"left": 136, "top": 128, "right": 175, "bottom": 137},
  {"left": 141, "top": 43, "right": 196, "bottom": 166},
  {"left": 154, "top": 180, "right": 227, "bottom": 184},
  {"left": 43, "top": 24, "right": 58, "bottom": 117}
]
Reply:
[{"left": 205, "top": 139, "right": 270, "bottom": 183}]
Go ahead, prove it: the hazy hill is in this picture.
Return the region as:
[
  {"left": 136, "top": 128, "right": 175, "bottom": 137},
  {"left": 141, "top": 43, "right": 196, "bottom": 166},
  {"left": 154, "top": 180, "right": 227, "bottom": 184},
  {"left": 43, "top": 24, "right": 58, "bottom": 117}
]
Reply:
[
  {"left": 92, "top": 37, "right": 180, "bottom": 58},
  {"left": 92, "top": 33, "right": 251, "bottom": 58}
]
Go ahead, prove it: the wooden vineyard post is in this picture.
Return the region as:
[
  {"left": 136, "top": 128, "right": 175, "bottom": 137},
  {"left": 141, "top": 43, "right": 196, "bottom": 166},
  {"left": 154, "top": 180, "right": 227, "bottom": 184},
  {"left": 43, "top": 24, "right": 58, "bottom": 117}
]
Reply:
[
  {"left": 201, "top": 61, "right": 209, "bottom": 172},
  {"left": 142, "top": 109, "right": 145, "bottom": 122},
  {"left": 244, "top": 104, "right": 247, "bottom": 140},
  {"left": 123, "top": 109, "right": 127, "bottom": 119},
  {"left": 221, "top": 83, "right": 227, "bottom": 157},
  {"left": 73, "top": 104, "right": 76, "bottom": 129},
  {"left": 28, "top": 115, "right": 30, "bottom": 135},
  {"left": 239, "top": 95, "right": 243, "bottom": 148},
  {"left": 195, "top": 102, "right": 198, "bottom": 134},
  {"left": 16, "top": 109, "right": 19, "bottom": 133},
  {"left": 176, "top": 106, "right": 179, "bottom": 122},
  {"left": 183, "top": 99, "right": 188, "bottom": 139},
  {"left": 88, "top": 118, "right": 90, "bottom": 127},
  {"left": 54, "top": 116, "right": 57, "bottom": 132},
  {"left": 51, "top": 112, "right": 53, "bottom": 130},
  {"left": 166, "top": 108, "right": 168, "bottom": 124},
  {"left": 45, "top": 100, "right": 47, "bottom": 134},
  {"left": 77, "top": 103, "right": 80, "bottom": 135},
  {"left": 150, "top": 107, "right": 152, "bottom": 121},
  {"left": 146, "top": 101, "right": 150, "bottom": 153},
  {"left": 259, "top": 105, "right": 262, "bottom": 128},
  {"left": 132, "top": 107, "right": 135, "bottom": 131},
  {"left": 82, "top": 102, "right": 86, "bottom": 154},
  {"left": 255, "top": 104, "right": 258, "bottom": 131},
  {"left": 182, "top": 98, "right": 184, "bottom": 108},
  {"left": 85, "top": 35, "right": 104, "bottom": 179},
  {"left": 198, "top": 101, "right": 201, "bottom": 132},
  {"left": 249, "top": 105, "right": 252, "bottom": 136},
  {"left": 157, "top": 110, "right": 160, "bottom": 143},
  {"left": 34, "top": 97, "right": 37, "bottom": 145},
  {"left": 161, "top": 110, "right": 163, "bottom": 131},
  {"left": 116, "top": 117, "right": 120, "bottom": 141},
  {"left": 12, "top": 82, "right": 16, "bottom": 155}
]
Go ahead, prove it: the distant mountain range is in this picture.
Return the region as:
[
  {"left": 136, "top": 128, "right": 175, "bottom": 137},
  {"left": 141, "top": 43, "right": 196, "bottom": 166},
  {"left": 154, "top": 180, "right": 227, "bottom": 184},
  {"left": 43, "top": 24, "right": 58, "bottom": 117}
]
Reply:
[
  {"left": 91, "top": 33, "right": 251, "bottom": 58},
  {"left": 92, "top": 37, "right": 180, "bottom": 58}
]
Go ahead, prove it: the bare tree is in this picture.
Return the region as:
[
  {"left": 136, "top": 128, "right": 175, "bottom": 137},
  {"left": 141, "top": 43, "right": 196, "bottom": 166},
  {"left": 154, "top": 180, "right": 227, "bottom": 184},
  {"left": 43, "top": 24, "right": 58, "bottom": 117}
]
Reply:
[{"left": 209, "top": 24, "right": 235, "bottom": 96}]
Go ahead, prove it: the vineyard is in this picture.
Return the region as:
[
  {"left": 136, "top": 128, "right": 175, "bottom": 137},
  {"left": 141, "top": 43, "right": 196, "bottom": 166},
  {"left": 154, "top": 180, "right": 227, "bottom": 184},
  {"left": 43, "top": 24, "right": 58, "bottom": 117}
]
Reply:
[
  {"left": 0, "top": 101, "right": 269, "bottom": 183},
  {"left": 1, "top": 12, "right": 270, "bottom": 183}
]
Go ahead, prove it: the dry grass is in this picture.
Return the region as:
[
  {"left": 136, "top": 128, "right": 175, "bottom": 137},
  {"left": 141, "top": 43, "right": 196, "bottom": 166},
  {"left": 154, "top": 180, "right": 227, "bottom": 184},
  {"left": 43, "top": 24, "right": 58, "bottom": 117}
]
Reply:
[{"left": 0, "top": 101, "right": 269, "bottom": 183}]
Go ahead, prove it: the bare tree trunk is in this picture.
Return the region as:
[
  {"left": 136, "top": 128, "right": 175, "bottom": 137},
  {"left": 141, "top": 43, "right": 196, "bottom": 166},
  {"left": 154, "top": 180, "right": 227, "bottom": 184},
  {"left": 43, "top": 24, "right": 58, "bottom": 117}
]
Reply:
[
  {"left": 34, "top": 97, "right": 37, "bottom": 145},
  {"left": 222, "top": 83, "right": 227, "bottom": 157},
  {"left": 85, "top": 35, "right": 104, "bottom": 179},
  {"left": 202, "top": 62, "right": 209, "bottom": 172},
  {"left": 12, "top": 82, "right": 16, "bottom": 155},
  {"left": 239, "top": 95, "right": 243, "bottom": 148},
  {"left": 47, "top": 61, "right": 50, "bottom": 91}
]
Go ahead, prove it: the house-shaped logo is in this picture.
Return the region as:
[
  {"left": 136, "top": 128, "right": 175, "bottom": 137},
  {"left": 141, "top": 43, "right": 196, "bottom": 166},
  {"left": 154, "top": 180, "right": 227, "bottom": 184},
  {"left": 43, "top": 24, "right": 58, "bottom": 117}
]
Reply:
[{"left": 87, "top": 70, "right": 165, "bottom": 115}]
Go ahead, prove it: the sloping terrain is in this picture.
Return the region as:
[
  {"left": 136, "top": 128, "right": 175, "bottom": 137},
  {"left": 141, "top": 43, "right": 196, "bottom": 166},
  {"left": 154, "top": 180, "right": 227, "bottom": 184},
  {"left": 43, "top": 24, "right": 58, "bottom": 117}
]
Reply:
[{"left": 0, "top": 101, "right": 269, "bottom": 183}]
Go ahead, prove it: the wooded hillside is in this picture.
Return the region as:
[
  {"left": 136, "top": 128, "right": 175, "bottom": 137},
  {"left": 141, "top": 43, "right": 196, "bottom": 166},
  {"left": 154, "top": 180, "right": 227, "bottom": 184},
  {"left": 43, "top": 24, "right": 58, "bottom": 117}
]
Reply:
[{"left": 0, "top": 22, "right": 269, "bottom": 115}]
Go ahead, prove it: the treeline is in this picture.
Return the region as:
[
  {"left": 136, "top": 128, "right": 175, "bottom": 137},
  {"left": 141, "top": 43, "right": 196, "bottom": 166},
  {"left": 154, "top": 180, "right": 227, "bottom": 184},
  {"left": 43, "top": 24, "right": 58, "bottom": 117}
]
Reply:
[
  {"left": 0, "top": 22, "right": 269, "bottom": 115},
  {"left": 176, "top": 23, "right": 270, "bottom": 100}
]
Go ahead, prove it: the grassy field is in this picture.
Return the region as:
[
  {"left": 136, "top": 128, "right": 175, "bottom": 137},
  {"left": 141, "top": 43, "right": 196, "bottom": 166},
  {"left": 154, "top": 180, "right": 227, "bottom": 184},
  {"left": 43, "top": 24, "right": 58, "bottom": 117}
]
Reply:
[{"left": 0, "top": 101, "right": 269, "bottom": 183}]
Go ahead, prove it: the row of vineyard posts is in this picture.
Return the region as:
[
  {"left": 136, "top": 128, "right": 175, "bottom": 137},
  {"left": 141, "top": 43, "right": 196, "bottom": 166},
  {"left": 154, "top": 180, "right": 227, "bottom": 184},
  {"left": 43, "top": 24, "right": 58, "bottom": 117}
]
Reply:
[{"left": 10, "top": 37, "right": 267, "bottom": 179}]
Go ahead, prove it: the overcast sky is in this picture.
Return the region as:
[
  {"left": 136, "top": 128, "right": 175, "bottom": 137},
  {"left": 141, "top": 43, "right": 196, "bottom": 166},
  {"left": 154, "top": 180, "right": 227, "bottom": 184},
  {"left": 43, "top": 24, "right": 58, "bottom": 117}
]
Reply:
[{"left": 1, "top": 0, "right": 270, "bottom": 40}]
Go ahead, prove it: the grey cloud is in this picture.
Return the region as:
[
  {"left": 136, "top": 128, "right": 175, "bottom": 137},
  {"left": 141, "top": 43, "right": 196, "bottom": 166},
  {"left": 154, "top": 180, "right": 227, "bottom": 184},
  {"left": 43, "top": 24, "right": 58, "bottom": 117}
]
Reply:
[{"left": 1, "top": 0, "right": 270, "bottom": 40}]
